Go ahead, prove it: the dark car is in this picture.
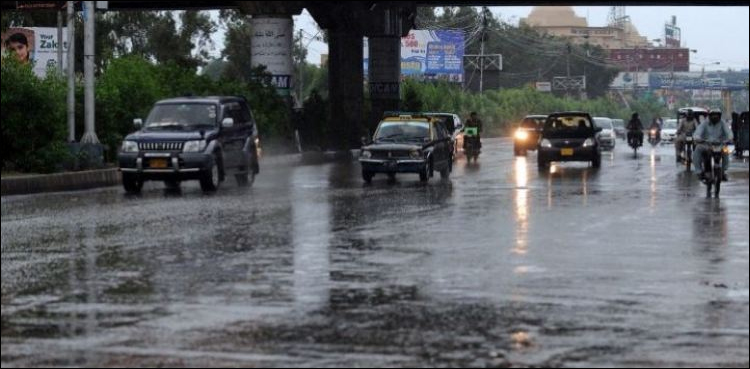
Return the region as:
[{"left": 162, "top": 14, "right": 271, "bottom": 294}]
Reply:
[
  {"left": 514, "top": 115, "right": 546, "bottom": 155},
  {"left": 118, "top": 96, "right": 260, "bottom": 193},
  {"left": 360, "top": 114, "right": 453, "bottom": 183},
  {"left": 537, "top": 112, "right": 602, "bottom": 169}
]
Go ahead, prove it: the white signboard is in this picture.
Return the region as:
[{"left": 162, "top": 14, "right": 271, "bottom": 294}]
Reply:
[
  {"left": 535, "top": 82, "right": 552, "bottom": 92},
  {"left": 610, "top": 71, "right": 650, "bottom": 89},
  {"left": 2, "top": 27, "right": 68, "bottom": 77},
  {"left": 250, "top": 17, "right": 293, "bottom": 92}
]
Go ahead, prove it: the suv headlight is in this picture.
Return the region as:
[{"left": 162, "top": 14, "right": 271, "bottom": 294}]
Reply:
[
  {"left": 361, "top": 150, "right": 372, "bottom": 159},
  {"left": 410, "top": 149, "right": 422, "bottom": 159},
  {"left": 121, "top": 141, "right": 139, "bottom": 153},
  {"left": 515, "top": 130, "right": 529, "bottom": 140},
  {"left": 540, "top": 139, "right": 552, "bottom": 148},
  {"left": 582, "top": 138, "right": 595, "bottom": 147},
  {"left": 183, "top": 140, "right": 207, "bottom": 153}
]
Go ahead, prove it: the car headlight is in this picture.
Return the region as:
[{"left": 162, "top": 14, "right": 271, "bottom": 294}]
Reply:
[
  {"left": 183, "top": 140, "right": 207, "bottom": 153},
  {"left": 540, "top": 139, "right": 552, "bottom": 148},
  {"left": 121, "top": 141, "right": 139, "bottom": 153},
  {"left": 582, "top": 138, "right": 595, "bottom": 147},
  {"left": 361, "top": 150, "right": 372, "bottom": 159},
  {"left": 722, "top": 146, "right": 730, "bottom": 154},
  {"left": 410, "top": 149, "right": 422, "bottom": 159},
  {"left": 515, "top": 130, "right": 529, "bottom": 140}
]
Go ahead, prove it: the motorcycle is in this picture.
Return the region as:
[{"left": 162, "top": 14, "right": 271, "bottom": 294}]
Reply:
[
  {"left": 701, "top": 141, "right": 728, "bottom": 198},
  {"left": 682, "top": 134, "right": 694, "bottom": 170},
  {"left": 463, "top": 127, "right": 480, "bottom": 163},
  {"left": 627, "top": 130, "right": 643, "bottom": 157},
  {"left": 648, "top": 128, "right": 661, "bottom": 146}
]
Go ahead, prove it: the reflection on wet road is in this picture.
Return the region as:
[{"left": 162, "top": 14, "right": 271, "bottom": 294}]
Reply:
[{"left": 2, "top": 138, "right": 748, "bottom": 367}]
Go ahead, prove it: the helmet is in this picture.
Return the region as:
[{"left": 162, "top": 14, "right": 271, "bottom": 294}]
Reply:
[{"left": 708, "top": 109, "right": 722, "bottom": 123}]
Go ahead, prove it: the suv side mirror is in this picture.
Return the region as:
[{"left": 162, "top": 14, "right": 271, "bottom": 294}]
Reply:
[
  {"left": 361, "top": 136, "right": 371, "bottom": 146},
  {"left": 222, "top": 117, "right": 234, "bottom": 128},
  {"left": 595, "top": 127, "right": 603, "bottom": 133},
  {"left": 133, "top": 118, "right": 143, "bottom": 129}
]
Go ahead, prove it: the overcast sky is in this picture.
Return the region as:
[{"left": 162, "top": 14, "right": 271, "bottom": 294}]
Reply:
[{"left": 210, "top": 6, "right": 749, "bottom": 71}]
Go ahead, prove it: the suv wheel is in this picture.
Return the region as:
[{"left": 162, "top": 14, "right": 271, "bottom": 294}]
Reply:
[
  {"left": 122, "top": 173, "right": 143, "bottom": 193},
  {"left": 362, "top": 170, "right": 374, "bottom": 183},
  {"left": 200, "top": 155, "right": 221, "bottom": 192},
  {"left": 537, "top": 158, "right": 549, "bottom": 170},
  {"left": 592, "top": 154, "right": 602, "bottom": 168}
]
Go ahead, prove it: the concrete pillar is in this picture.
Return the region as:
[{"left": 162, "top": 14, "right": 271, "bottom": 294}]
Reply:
[
  {"left": 367, "top": 35, "right": 401, "bottom": 133},
  {"left": 328, "top": 29, "right": 364, "bottom": 150},
  {"left": 366, "top": 8, "right": 405, "bottom": 135},
  {"left": 250, "top": 16, "right": 294, "bottom": 98}
]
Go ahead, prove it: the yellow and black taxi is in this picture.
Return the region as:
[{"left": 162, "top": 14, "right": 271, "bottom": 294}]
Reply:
[
  {"left": 537, "top": 111, "right": 602, "bottom": 169},
  {"left": 360, "top": 114, "right": 453, "bottom": 183},
  {"left": 513, "top": 114, "right": 546, "bottom": 156}
]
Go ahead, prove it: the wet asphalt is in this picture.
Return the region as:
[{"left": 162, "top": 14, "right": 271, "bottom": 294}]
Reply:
[{"left": 2, "top": 138, "right": 749, "bottom": 367}]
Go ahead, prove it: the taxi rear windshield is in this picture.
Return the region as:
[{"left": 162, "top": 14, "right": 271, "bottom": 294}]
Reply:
[{"left": 545, "top": 115, "right": 593, "bottom": 130}]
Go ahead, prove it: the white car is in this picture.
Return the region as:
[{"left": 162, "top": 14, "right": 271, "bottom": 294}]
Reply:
[
  {"left": 660, "top": 119, "right": 679, "bottom": 143},
  {"left": 593, "top": 117, "right": 616, "bottom": 150}
]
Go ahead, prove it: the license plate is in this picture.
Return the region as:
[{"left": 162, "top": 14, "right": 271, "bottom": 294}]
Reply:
[
  {"left": 561, "top": 148, "right": 574, "bottom": 156},
  {"left": 149, "top": 159, "right": 167, "bottom": 168}
]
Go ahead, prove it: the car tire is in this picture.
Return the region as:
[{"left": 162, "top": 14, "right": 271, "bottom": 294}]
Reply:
[
  {"left": 592, "top": 154, "right": 602, "bottom": 168},
  {"left": 200, "top": 154, "right": 221, "bottom": 192},
  {"left": 537, "top": 158, "right": 548, "bottom": 170},
  {"left": 420, "top": 161, "right": 431, "bottom": 182},
  {"left": 362, "top": 170, "right": 374, "bottom": 184},
  {"left": 122, "top": 173, "right": 143, "bottom": 194}
]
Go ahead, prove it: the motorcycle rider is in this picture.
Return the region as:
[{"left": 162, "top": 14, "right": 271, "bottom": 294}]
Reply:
[
  {"left": 693, "top": 109, "right": 733, "bottom": 181},
  {"left": 675, "top": 109, "right": 699, "bottom": 163},
  {"left": 626, "top": 112, "right": 644, "bottom": 147},
  {"left": 464, "top": 111, "right": 483, "bottom": 151}
]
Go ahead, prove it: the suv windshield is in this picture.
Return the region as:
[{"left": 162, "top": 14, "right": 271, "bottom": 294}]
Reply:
[{"left": 145, "top": 103, "right": 218, "bottom": 131}]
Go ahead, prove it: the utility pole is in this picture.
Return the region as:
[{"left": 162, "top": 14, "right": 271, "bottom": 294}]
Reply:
[
  {"left": 81, "top": 1, "right": 99, "bottom": 144},
  {"left": 298, "top": 28, "right": 304, "bottom": 108},
  {"left": 479, "top": 6, "right": 489, "bottom": 96},
  {"left": 66, "top": 1, "right": 76, "bottom": 143}
]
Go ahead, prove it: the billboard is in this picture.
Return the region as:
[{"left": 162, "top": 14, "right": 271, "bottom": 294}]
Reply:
[
  {"left": 364, "top": 30, "right": 465, "bottom": 82},
  {"left": 250, "top": 17, "right": 293, "bottom": 95},
  {"left": 2, "top": 27, "right": 68, "bottom": 77},
  {"left": 610, "top": 72, "right": 650, "bottom": 89}
]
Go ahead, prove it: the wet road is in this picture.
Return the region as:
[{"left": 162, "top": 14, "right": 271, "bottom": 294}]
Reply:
[{"left": 2, "top": 138, "right": 749, "bottom": 367}]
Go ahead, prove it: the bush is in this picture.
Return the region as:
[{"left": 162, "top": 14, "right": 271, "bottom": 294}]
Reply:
[
  {"left": 1, "top": 56, "right": 70, "bottom": 173},
  {"left": 401, "top": 79, "right": 668, "bottom": 136}
]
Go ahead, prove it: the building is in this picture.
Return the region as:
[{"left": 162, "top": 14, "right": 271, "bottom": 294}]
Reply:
[
  {"left": 520, "top": 6, "right": 649, "bottom": 50},
  {"left": 608, "top": 48, "right": 691, "bottom": 72}
]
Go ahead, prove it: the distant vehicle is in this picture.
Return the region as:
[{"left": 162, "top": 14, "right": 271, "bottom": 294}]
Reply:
[
  {"left": 514, "top": 115, "right": 546, "bottom": 156},
  {"left": 387, "top": 112, "right": 463, "bottom": 156},
  {"left": 118, "top": 96, "right": 260, "bottom": 193},
  {"left": 360, "top": 114, "right": 453, "bottom": 183},
  {"left": 660, "top": 119, "right": 679, "bottom": 143},
  {"left": 612, "top": 118, "right": 626, "bottom": 139},
  {"left": 677, "top": 107, "right": 709, "bottom": 124},
  {"left": 422, "top": 112, "right": 463, "bottom": 155},
  {"left": 593, "top": 117, "right": 616, "bottom": 151},
  {"left": 538, "top": 112, "right": 602, "bottom": 169}
]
